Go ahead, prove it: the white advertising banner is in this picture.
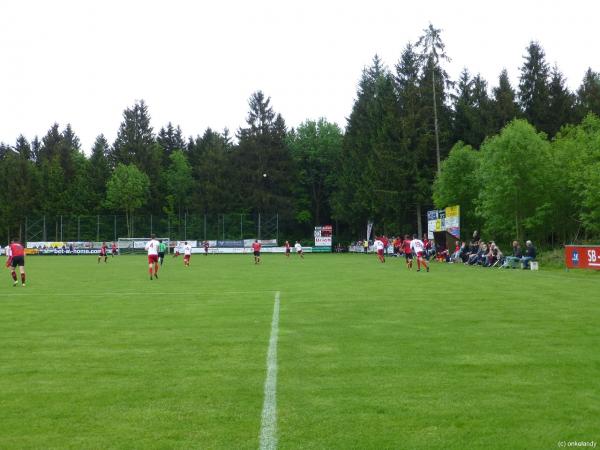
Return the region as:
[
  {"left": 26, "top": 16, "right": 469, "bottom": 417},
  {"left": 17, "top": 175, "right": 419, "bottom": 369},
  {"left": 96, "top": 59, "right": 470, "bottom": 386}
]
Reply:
[{"left": 314, "top": 225, "right": 332, "bottom": 247}]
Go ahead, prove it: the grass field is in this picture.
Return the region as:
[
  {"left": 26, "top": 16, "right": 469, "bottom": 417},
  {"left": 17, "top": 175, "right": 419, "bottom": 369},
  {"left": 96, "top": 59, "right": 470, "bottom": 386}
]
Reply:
[{"left": 1, "top": 253, "right": 599, "bottom": 449}]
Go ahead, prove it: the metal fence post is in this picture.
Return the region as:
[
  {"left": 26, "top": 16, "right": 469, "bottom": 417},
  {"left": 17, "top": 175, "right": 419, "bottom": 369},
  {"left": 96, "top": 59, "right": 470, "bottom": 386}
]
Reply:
[
  {"left": 204, "top": 214, "right": 206, "bottom": 241},
  {"left": 43, "top": 216, "right": 46, "bottom": 241},
  {"left": 184, "top": 213, "right": 187, "bottom": 240},
  {"left": 150, "top": 214, "right": 153, "bottom": 235},
  {"left": 25, "top": 217, "right": 28, "bottom": 242},
  {"left": 240, "top": 214, "right": 243, "bottom": 239},
  {"left": 60, "top": 215, "right": 63, "bottom": 241},
  {"left": 276, "top": 213, "right": 279, "bottom": 243},
  {"left": 114, "top": 215, "right": 117, "bottom": 241},
  {"left": 258, "top": 213, "right": 261, "bottom": 240},
  {"left": 96, "top": 215, "right": 100, "bottom": 242}
]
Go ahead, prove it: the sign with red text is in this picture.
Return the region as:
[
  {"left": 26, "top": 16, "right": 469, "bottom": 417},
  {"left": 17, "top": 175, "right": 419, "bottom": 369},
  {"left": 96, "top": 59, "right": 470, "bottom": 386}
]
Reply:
[{"left": 314, "top": 225, "right": 332, "bottom": 247}]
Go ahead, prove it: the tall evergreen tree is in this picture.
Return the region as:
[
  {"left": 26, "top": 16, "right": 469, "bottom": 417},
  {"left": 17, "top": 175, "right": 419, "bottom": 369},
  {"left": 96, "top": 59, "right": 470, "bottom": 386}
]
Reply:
[
  {"left": 394, "top": 43, "right": 424, "bottom": 233},
  {"left": 518, "top": 41, "right": 551, "bottom": 134},
  {"left": 110, "top": 100, "right": 156, "bottom": 167},
  {"left": 158, "top": 122, "right": 186, "bottom": 161},
  {"left": 415, "top": 47, "right": 453, "bottom": 235},
  {"left": 110, "top": 100, "right": 164, "bottom": 212},
  {"left": 416, "top": 23, "right": 450, "bottom": 175},
  {"left": 547, "top": 65, "right": 576, "bottom": 136},
  {"left": 88, "top": 135, "right": 111, "bottom": 211},
  {"left": 491, "top": 69, "right": 520, "bottom": 133},
  {"left": 471, "top": 74, "right": 494, "bottom": 144},
  {"left": 452, "top": 69, "right": 476, "bottom": 146},
  {"left": 232, "top": 91, "right": 294, "bottom": 214},
  {"left": 333, "top": 56, "right": 384, "bottom": 234},
  {"left": 575, "top": 68, "right": 600, "bottom": 119},
  {"left": 187, "top": 128, "right": 232, "bottom": 213}
]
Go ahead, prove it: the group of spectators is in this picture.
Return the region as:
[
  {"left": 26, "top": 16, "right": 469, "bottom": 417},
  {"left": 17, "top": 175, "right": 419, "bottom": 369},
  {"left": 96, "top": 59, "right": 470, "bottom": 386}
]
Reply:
[
  {"left": 450, "top": 233, "right": 537, "bottom": 269},
  {"left": 351, "top": 231, "right": 537, "bottom": 269}
]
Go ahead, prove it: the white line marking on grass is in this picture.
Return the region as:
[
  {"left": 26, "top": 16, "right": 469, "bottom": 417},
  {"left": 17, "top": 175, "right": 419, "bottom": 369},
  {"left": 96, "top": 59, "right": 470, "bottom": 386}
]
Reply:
[{"left": 259, "top": 291, "right": 280, "bottom": 450}]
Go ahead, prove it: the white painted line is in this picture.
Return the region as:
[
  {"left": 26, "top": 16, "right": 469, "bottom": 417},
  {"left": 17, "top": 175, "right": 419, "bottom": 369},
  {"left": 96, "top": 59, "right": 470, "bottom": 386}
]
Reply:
[{"left": 259, "top": 291, "right": 280, "bottom": 450}]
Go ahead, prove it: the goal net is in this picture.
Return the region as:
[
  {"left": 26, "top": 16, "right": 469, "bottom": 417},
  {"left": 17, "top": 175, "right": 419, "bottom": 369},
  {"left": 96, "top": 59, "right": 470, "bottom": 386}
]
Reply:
[{"left": 117, "top": 237, "right": 171, "bottom": 255}]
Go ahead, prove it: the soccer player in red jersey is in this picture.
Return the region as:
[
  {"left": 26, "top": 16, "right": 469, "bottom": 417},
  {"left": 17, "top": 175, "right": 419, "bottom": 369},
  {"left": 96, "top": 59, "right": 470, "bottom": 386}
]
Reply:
[
  {"left": 145, "top": 234, "right": 160, "bottom": 280},
  {"left": 111, "top": 242, "right": 118, "bottom": 257},
  {"left": 402, "top": 234, "right": 413, "bottom": 269},
  {"left": 284, "top": 240, "right": 291, "bottom": 257},
  {"left": 204, "top": 240, "right": 209, "bottom": 256},
  {"left": 252, "top": 240, "right": 261, "bottom": 264},
  {"left": 98, "top": 242, "right": 108, "bottom": 264},
  {"left": 6, "top": 238, "right": 26, "bottom": 287}
]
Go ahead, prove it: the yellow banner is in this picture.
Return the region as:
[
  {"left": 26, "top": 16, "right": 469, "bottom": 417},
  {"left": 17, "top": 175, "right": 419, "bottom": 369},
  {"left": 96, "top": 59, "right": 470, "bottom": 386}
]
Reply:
[{"left": 445, "top": 205, "right": 460, "bottom": 218}]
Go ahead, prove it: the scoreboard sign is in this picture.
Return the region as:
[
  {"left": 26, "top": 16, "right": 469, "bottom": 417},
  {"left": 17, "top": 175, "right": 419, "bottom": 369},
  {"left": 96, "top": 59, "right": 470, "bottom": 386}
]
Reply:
[{"left": 565, "top": 245, "right": 600, "bottom": 270}]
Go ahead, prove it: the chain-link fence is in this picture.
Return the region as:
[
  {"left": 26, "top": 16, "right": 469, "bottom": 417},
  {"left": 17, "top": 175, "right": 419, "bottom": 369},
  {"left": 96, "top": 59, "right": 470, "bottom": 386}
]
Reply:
[{"left": 16, "top": 213, "right": 281, "bottom": 243}]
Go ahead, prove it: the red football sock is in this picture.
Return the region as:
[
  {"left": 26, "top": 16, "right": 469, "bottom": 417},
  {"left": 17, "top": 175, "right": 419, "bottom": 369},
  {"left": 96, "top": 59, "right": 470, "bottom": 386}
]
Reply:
[
  {"left": 21, "top": 273, "right": 25, "bottom": 284},
  {"left": 11, "top": 272, "right": 17, "bottom": 281}
]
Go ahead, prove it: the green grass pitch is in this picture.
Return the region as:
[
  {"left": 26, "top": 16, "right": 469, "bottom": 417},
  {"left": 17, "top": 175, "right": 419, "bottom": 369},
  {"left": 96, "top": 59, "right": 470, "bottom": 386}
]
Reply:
[{"left": 1, "top": 254, "right": 598, "bottom": 449}]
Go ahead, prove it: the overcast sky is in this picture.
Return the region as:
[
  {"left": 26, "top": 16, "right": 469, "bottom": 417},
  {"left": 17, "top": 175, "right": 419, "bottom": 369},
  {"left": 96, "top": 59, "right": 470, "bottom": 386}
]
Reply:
[{"left": 1, "top": 0, "right": 598, "bottom": 151}]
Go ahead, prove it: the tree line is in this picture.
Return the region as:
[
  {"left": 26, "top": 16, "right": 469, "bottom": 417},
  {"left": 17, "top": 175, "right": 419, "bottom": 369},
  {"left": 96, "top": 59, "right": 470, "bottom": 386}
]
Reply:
[{"left": 1, "top": 25, "right": 599, "bottom": 244}]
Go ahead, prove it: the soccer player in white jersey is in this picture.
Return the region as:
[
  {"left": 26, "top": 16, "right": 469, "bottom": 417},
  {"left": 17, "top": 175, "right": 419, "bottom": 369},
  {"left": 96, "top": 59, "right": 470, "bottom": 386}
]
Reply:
[
  {"left": 144, "top": 234, "right": 161, "bottom": 280},
  {"left": 294, "top": 241, "right": 304, "bottom": 259},
  {"left": 410, "top": 234, "right": 429, "bottom": 272},
  {"left": 374, "top": 237, "right": 385, "bottom": 263},
  {"left": 183, "top": 241, "right": 192, "bottom": 267}
]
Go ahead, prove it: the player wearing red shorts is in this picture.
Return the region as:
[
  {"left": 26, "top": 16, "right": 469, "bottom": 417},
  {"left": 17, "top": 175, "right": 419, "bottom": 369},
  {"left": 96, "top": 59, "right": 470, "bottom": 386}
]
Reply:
[
  {"left": 284, "top": 240, "right": 291, "bottom": 257},
  {"left": 6, "top": 238, "right": 26, "bottom": 287},
  {"left": 410, "top": 234, "right": 429, "bottom": 272},
  {"left": 374, "top": 237, "right": 385, "bottom": 263},
  {"left": 144, "top": 234, "right": 160, "bottom": 280},
  {"left": 98, "top": 242, "right": 108, "bottom": 264},
  {"left": 183, "top": 242, "right": 192, "bottom": 267}
]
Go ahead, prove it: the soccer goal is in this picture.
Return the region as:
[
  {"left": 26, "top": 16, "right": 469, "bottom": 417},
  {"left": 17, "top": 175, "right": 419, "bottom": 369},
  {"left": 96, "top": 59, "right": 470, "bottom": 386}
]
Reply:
[{"left": 117, "top": 238, "right": 171, "bottom": 255}]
